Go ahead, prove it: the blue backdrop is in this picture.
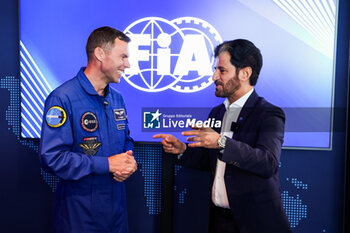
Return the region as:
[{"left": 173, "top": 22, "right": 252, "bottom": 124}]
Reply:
[
  {"left": 20, "top": 0, "right": 337, "bottom": 148},
  {"left": 0, "top": 0, "right": 349, "bottom": 233}
]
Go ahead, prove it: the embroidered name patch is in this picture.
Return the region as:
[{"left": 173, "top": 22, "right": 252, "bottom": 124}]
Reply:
[
  {"left": 79, "top": 137, "right": 101, "bottom": 156},
  {"left": 81, "top": 112, "right": 98, "bottom": 132},
  {"left": 45, "top": 106, "right": 67, "bottom": 128},
  {"left": 114, "top": 109, "right": 126, "bottom": 121},
  {"left": 117, "top": 124, "right": 126, "bottom": 130}
]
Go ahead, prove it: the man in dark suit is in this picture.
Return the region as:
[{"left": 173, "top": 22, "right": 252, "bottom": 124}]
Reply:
[{"left": 153, "top": 39, "right": 292, "bottom": 233}]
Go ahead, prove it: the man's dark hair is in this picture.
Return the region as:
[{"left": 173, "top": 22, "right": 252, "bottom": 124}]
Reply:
[
  {"left": 86, "top": 26, "right": 131, "bottom": 61},
  {"left": 214, "top": 39, "right": 263, "bottom": 86}
]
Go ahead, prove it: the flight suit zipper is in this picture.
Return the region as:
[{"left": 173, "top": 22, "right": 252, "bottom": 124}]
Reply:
[{"left": 103, "top": 98, "right": 111, "bottom": 156}]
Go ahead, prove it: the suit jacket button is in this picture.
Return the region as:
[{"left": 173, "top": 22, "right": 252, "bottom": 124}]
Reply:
[{"left": 231, "top": 161, "right": 240, "bottom": 167}]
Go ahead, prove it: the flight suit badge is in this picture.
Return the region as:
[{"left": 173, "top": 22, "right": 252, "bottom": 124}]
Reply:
[{"left": 79, "top": 137, "right": 101, "bottom": 156}]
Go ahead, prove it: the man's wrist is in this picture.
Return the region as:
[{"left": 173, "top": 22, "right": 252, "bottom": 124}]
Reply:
[
  {"left": 177, "top": 143, "right": 187, "bottom": 159},
  {"left": 217, "top": 135, "right": 227, "bottom": 149},
  {"left": 181, "top": 142, "right": 187, "bottom": 153}
]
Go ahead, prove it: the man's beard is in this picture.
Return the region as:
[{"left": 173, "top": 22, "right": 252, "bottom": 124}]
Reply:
[{"left": 214, "top": 77, "right": 241, "bottom": 98}]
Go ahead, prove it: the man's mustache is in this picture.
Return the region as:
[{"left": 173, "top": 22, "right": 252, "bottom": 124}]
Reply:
[{"left": 215, "top": 80, "right": 223, "bottom": 86}]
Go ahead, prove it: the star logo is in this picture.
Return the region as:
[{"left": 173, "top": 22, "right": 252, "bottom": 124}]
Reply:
[
  {"left": 143, "top": 109, "right": 162, "bottom": 129},
  {"left": 150, "top": 109, "right": 162, "bottom": 122}
]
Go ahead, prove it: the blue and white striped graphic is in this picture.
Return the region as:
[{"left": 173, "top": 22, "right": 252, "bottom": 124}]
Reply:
[
  {"left": 20, "top": 41, "right": 53, "bottom": 138},
  {"left": 272, "top": 0, "right": 336, "bottom": 57}
]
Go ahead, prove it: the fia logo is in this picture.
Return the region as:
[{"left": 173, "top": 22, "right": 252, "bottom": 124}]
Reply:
[
  {"left": 123, "top": 17, "right": 223, "bottom": 93},
  {"left": 143, "top": 109, "right": 162, "bottom": 129}
]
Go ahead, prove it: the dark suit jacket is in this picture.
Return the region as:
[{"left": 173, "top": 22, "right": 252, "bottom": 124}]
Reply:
[{"left": 179, "top": 91, "right": 292, "bottom": 233}]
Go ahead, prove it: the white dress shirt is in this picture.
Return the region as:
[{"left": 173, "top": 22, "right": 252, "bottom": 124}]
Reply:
[{"left": 211, "top": 88, "right": 254, "bottom": 208}]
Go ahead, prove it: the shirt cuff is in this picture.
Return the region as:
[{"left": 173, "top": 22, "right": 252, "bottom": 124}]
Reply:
[
  {"left": 92, "top": 156, "right": 109, "bottom": 175},
  {"left": 177, "top": 144, "right": 187, "bottom": 160}
]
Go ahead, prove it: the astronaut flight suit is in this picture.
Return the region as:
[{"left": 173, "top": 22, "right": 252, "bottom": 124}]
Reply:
[{"left": 39, "top": 68, "right": 134, "bottom": 233}]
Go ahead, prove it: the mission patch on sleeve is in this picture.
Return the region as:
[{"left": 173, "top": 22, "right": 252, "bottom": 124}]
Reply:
[{"left": 45, "top": 106, "right": 67, "bottom": 128}]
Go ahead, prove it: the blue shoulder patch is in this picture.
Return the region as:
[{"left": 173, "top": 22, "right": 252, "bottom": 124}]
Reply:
[{"left": 45, "top": 106, "right": 67, "bottom": 128}]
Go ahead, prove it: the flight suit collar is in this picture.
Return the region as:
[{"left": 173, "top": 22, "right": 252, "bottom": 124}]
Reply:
[{"left": 77, "top": 67, "right": 110, "bottom": 97}]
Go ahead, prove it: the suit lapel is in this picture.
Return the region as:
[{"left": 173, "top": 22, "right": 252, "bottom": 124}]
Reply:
[
  {"left": 232, "top": 90, "right": 260, "bottom": 139},
  {"left": 211, "top": 91, "right": 260, "bottom": 137},
  {"left": 212, "top": 104, "right": 226, "bottom": 134}
]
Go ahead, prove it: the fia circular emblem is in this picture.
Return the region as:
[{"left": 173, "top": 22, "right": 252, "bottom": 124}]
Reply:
[
  {"left": 123, "top": 16, "right": 223, "bottom": 93},
  {"left": 81, "top": 112, "right": 98, "bottom": 132}
]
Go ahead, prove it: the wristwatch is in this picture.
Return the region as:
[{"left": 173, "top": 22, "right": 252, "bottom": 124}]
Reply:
[{"left": 217, "top": 135, "right": 227, "bottom": 149}]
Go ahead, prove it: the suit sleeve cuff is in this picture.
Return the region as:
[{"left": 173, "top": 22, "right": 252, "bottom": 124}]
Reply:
[
  {"left": 92, "top": 156, "right": 110, "bottom": 175},
  {"left": 177, "top": 143, "right": 188, "bottom": 160}
]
